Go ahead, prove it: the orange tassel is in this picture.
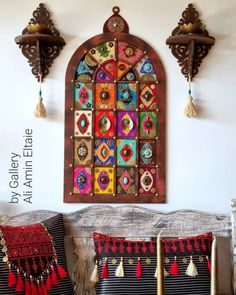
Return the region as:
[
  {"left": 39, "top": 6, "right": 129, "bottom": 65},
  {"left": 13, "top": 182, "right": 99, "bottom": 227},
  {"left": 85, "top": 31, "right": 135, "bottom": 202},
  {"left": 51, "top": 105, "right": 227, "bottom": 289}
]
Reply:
[
  {"left": 136, "top": 257, "right": 142, "bottom": 278},
  {"left": 51, "top": 267, "right": 59, "bottom": 285},
  {"left": 8, "top": 268, "right": 16, "bottom": 287},
  {"left": 102, "top": 258, "right": 109, "bottom": 279},
  {"left": 56, "top": 263, "right": 67, "bottom": 279},
  {"left": 169, "top": 256, "right": 179, "bottom": 276}
]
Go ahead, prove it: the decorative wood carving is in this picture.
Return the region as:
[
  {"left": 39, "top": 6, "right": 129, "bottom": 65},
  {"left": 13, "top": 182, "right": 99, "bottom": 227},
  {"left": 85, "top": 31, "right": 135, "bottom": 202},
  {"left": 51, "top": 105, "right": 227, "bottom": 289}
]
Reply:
[
  {"left": 64, "top": 7, "right": 166, "bottom": 203},
  {"left": 166, "top": 3, "right": 215, "bottom": 80},
  {"left": 0, "top": 205, "right": 233, "bottom": 294},
  {"left": 15, "top": 3, "right": 65, "bottom": 81}
]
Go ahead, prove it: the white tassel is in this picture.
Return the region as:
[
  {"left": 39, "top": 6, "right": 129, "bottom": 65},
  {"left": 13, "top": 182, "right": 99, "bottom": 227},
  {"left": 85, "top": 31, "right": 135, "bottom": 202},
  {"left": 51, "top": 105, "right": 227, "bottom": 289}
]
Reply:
[
  {"left": 185, "top": 256, "right": 198, "bottom": 277},
  {"left": 164, "top": 267, "right": 169, "bottom": 277},
  {"left": 90, "top": 260, "right": 99, "bottom": 283},
  {"left": 154, "top": 266, "right": 158, "bottom": 278},
  {"left": 115, "top": 257, "right": 124, "bottom": 277},
  {"left": 154, "top": 266, "right": 169, "bottom": 278}
]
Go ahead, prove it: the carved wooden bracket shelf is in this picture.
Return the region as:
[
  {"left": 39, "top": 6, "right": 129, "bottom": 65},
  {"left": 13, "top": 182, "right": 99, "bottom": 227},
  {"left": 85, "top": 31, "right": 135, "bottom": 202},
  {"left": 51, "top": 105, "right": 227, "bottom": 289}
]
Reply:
[
  {"left": 166, "top": 3, "right": 215, "bottom": 80},
  {"left": 15, "top": 3, "right": 65, "bottom": 81}
]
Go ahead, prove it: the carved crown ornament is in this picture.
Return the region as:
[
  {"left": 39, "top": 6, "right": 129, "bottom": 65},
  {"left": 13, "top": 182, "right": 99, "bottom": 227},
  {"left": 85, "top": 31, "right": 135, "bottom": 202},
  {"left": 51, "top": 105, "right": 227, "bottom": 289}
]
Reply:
[{"left": 166, "top": 3, "right": 215, "bottom": 117}]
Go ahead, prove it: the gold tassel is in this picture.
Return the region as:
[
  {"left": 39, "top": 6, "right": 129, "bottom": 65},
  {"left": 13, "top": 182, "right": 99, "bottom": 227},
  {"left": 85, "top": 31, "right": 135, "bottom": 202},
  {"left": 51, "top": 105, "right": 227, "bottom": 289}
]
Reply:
[
  {"left": 183, "top": 74, "right": 197, "bottom": 117},
  {"left": 211, "top": 237, "right": 218, "bottom": 295},
  {"left": 34, "top": 96, "right": 46, "bottom": 118},
  {"left": 34, "top": 73, "right": 46, "bottom": 118},
  {"left": 185, "top": 256, "right": 198, "bottom": 277},
  {"left": 157, "top": 233, "right": 164, "bottom": 295},
  {"left": 115, "top": 257, "right": 124, "bottom": 277},
  {"left": 90, "top": 260, "right": 99, "bottom": 283}
]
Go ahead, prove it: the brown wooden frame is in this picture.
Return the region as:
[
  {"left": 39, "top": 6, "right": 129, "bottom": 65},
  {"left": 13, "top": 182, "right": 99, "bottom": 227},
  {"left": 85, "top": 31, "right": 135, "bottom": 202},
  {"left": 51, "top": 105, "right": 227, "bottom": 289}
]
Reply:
[{"left": 64, "top": 11, "right": 166, "bottom": 203}]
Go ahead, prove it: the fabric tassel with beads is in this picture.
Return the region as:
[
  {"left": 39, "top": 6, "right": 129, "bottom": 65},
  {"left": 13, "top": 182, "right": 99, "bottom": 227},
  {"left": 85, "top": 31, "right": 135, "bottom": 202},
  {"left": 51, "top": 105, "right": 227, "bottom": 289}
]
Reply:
[
  {"left": 41, "top": 277, "right": 48, "bottom": 295},
  {"left": 155, "top": 266, "right": 169, "bottom": 278},
  {"left": 102, "top": 258, "right": 109, "bottom": 279},
  {"left": 25, "top": 277, "right": 31, "bottom": 295},
  {"left": 46, "top": 271, "right": 52, "bottom": 291},
  {"left": 183, "top": 76, "right": 197, "bottom": 117},
  {"left": 16, "top": 271, "right": 24, "bottom": 292},
  {"left": 8, "top": 267, "right": 16, "bottom": 287},
  {"left": 30, "top": 278, "right": 37, "bottom": 295},
  {"left": 185, "top": 256, "right": 198, "bottom": 277},
  {"left": 34, "top": 75, "right": 46, "bottom": 118},
  {"left": 206, "top": 256, "right": 211, "bottom": 273},
  {"left": 90, "top": 260, "right": 99, "bottom": 283},
  {"left": 56, "top": 262, "right": 68, "bottom": 279},
  {"left": 115, "top": 257, "right": 124, "bottom": 277},
  {"left": 169, "top": 257, "right": 179, "bottom": 276},
  {"left": 183, "top": 95, "right": 197, "bottom": 117},
  {"left": 136, "top": 257, "right": 142, "bottom": 278},
  {"left": 51, "top": 266, "right": 59, "bottom": 286}
]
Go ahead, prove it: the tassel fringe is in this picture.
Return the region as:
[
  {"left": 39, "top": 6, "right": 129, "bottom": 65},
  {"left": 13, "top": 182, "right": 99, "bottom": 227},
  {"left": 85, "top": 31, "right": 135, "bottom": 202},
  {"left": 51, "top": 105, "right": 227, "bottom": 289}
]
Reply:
[
  {"left": 90, "top": 260, "right": 99, "bottom": 283},
  {"left": 16, "top": 271, "right": 24, "bottom": 292},
  {"left": 102, "top": 258, "right": 109, "bottom": 279},
  {"left": 169, "top": 257, "right": 179, "bottom": 276},
  {"left": 185, "top": 256, "right": 198, "bottom": 277},
  {"left": 51, "top": 266, "right": 59, "bottom": 286},
  {"left": 136, "top": 257, "right": 142, "bottom": 278},
  {"left": 206, "top": 256, "right": 211, "bottom": 273},
  {"left": 25, "top": 277, "right": 31, "bottom": 295},
  {"left": 56, "top": 263, "right": 67, "bottom": 279},
  {"left": 115, "top": 257, "right": 124, "bottom": 277},
  {"left": 183, "top": 95, "right": 197, "bottom": 117},
  {"left": 46, "top": 272, "right": 52, "bottom": 291},
  {"left": 154, "top": 266, "right": 169, "bottom": 278},
  {"left": 8, "top": 268, "right": 16, "bottom": 287},
  {"left": 35, "top": 96, "right": 46, "bottom": 118}
]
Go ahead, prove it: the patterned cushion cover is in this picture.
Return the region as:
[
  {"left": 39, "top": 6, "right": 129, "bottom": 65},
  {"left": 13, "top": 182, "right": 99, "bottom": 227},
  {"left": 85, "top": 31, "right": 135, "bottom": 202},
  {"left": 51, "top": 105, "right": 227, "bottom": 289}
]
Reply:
[
  {"left": 92, "top": 232, "right": 212, "bottom": 295},
  {"left": 0, "top": 214, "right": 74, "bottom": 295}
]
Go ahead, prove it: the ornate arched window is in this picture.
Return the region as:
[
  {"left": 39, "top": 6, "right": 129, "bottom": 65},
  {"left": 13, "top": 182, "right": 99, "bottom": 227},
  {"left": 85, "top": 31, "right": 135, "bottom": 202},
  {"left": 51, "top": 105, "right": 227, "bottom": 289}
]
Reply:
[{"left": 64, "top": 7, "right": 166, "bottom": 203}]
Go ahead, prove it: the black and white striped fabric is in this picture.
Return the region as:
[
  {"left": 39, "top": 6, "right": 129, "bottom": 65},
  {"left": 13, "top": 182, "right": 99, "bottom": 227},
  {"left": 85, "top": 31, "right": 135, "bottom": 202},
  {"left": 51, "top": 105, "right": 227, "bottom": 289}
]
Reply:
[
  {"left": 93, "top": 232, "right": 212, "bottom": 295},
  {"left": 0, "top": 214, "right": 74, "bottom": 295}
]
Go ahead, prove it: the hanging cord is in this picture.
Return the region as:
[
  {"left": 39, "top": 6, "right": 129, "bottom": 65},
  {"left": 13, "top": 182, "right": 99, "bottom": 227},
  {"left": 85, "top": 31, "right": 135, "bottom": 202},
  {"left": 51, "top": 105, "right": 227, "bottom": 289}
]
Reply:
[
  {"left": 183, "top": 74, "right": 197, "bottom": 117},
  {"left": 34, "top": 73, "right": 46, "bottom": 118}
]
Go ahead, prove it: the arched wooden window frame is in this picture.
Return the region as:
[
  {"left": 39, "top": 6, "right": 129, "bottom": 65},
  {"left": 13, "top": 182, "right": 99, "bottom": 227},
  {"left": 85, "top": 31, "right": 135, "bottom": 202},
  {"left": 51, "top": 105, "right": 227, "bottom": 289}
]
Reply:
[{"left": 64, "top": 8, "right": 166, "bottom": 203}]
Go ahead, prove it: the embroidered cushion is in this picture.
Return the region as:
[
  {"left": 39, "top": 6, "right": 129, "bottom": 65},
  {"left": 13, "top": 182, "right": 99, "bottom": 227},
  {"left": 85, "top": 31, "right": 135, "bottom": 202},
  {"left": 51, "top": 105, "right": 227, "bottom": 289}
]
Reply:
[
  {"left": 92, "top": 232, "right": 212, "bottom": 295},
  {"left": 0, "top": 214, "right": 74, "bottom": 295}
]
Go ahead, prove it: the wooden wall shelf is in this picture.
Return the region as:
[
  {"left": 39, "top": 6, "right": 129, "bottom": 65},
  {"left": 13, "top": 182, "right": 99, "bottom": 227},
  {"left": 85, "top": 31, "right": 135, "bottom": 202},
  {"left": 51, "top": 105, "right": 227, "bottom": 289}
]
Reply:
[
  {"left": 166, "top": 3, "right": 215, "bottom": 80},
  {"left": 15, "top": 3, "right": 65, "bottom": 81}
]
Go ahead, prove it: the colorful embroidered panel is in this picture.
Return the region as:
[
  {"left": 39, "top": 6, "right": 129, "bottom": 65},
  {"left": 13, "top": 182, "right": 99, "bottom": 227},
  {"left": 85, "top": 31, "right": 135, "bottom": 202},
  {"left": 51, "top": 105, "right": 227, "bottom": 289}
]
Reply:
[{"left": 64, "top": 8, "right": 166, "bottom": 203}]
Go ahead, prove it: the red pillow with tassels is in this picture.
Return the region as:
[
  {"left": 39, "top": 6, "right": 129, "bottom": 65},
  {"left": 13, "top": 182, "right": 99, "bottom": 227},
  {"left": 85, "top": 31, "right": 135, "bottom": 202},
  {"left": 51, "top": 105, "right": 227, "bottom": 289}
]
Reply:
[
  {"left": 0, "top": 214, "right": 74, "bottom": 295},
  {"left": 91, "top": 232, "right": 213, "bottom": 295}
]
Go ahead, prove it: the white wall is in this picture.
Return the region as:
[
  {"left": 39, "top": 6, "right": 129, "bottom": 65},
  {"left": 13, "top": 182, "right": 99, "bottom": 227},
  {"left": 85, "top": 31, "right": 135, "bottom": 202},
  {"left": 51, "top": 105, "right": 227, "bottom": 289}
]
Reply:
[{"left": 0, "top": 0, "right": 236, "bottom": 215}]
